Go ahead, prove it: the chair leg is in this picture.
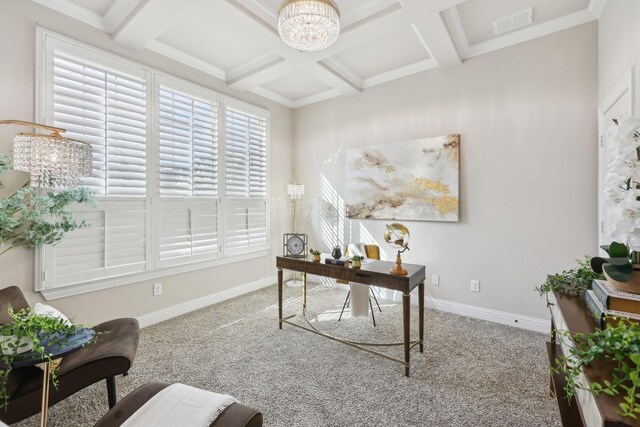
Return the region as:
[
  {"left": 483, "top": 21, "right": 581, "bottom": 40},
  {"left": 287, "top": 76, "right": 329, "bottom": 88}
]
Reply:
[
  {"left": 370, "top": 288, "right": 382, "bottom": 312},
  {"left": 338, "top": 291, "right": 350, "bottom": 321},
  {"left": 106, "top": 376, "right": 117, "bottom": 408},
  {"left": 369, "top": 297, "right": 377, "bottom": 327}
]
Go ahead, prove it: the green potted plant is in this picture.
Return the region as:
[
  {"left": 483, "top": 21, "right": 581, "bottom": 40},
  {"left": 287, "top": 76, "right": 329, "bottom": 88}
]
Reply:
[
  {"left": 0, "top": 154, "right": 97, "bottom": 406},
  {"left": 351, "top": 255, "right": 364, "bottom": 268},
  {"left": 0, "top": 307, "right": 96, "bottom": 407},
  {"left": 595, "top": 118, "right": 640, "bottom": 293},
  {"left": 536, "top": 257, "right": 603, "bottom": 300},
  {"left": 309, "top": 248, "right": 321, "bottom": 262},
  {"left": 554, "top": 319, "right": 640, "bottom": 420}
]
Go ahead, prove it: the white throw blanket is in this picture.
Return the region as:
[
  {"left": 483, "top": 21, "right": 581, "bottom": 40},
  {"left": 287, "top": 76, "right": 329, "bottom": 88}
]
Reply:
[{"left": 121, "top": 384, "right": 237, "bottom": 427}]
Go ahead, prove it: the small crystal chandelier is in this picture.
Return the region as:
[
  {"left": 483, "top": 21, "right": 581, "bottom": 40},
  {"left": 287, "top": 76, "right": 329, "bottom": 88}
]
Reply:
[
  {"left": 277, "top": 0, "right": 340, "bottom": 52},
  {"left": 1, "top": 120, "right": 92, "bottom": 189}
]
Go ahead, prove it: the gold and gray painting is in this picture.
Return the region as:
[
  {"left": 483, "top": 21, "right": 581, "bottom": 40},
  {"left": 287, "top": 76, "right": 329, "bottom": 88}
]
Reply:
[{"left": 345, "top": 134, "right": 459, "bottom": 222}]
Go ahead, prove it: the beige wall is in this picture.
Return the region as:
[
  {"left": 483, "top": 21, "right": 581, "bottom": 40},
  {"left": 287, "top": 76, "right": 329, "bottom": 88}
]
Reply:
[
  {"left": 599, "top": 0, "right": 640, "bottom": 112},
  {"left": 293, "top": 23, "right": 599, "bottom": 320},
  {"left": 0, "top": 0, "right": 294, "bottom": 325}
]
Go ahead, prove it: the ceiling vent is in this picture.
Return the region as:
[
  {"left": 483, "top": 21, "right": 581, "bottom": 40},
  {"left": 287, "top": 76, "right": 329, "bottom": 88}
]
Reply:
[{"left": 492, "top": 8, "right": 533, "bottom": 36}]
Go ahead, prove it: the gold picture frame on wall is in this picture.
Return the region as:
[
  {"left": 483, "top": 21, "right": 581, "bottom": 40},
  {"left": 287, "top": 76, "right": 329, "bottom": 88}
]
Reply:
[{"left": 344, "top": 134, "right": 460, "bottom": 222}]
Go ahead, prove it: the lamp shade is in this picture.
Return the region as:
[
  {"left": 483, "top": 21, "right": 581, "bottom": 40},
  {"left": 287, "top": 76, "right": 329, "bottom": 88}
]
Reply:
[
  {"left": 287, "top": 183, "right": 305, "bottom": 200},
  {"left": 277, "top": 0, "right": 340, "bottom": 52},
  {"left": 12, "top": 132, "right": 92, "bottom": 189}
]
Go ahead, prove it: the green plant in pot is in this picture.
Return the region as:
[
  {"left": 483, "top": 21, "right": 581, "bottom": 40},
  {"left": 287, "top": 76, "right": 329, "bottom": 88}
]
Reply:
[
  {"left": 0, "top": 153, "right": 96, "bottom": 407},
  {"left": 554, "top": 319, "right": 640, "bottom": 420},
  {"left": 0, "top": 307, "right": 97, "bottom": 408},
  {"left": 351, "top": 255, "right": 364, "bottom": 268},
  {"left": 536, "top": 257, "right": 603, "bottom": 300},
  {"left": 309, "top": 248, "right": 321, "bottom": 262},
  {"left": 595, "top": 117, "right": 640, "bottom": 293},
  {"left": 591, "top": 242, "right": 640, "bottom": 294}
]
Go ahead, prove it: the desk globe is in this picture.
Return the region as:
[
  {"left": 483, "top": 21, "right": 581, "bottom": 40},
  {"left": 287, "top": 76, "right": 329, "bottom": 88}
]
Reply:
[{"left": 384, "top": 223, "right": 410, "bottom": 275}]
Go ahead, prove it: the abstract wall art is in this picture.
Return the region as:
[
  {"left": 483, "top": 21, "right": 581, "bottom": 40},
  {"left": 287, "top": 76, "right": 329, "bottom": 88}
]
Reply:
[{"left": 345, "top": 134, "right": 460, "bottom": 222}]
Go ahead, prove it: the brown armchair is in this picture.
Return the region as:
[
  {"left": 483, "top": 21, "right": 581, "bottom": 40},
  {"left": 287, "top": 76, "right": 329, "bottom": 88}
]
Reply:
[
  {"left": 0, "top": 286, "right": 139, "bottom": 424},
  {"left": 94, "top": 383, "right": 263, "bottom": 427}
]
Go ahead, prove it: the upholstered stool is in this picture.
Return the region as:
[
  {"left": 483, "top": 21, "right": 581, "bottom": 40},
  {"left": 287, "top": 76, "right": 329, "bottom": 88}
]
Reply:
[{"left": 94, "top": 382, "right": 263, "bottom": 427}]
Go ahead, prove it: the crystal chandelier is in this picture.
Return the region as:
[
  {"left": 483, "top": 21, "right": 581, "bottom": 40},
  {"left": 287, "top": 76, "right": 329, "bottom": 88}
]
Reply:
[
  {"left": 1, "top": 120, "right": 92, "bottom": 189},
  {"left": 277, "top": 0, "right": 340, "bottom": 52}
]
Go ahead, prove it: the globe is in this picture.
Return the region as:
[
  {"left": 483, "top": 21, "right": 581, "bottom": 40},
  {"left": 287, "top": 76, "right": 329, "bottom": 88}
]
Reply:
[{"left": 384, "top": 223, "right": 410, "bottom": 251}]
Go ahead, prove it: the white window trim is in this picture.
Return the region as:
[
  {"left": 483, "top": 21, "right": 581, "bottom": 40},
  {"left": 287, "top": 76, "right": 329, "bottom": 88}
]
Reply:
[{"left": 34, "top": 28, "right": 271, "bottom": 300}]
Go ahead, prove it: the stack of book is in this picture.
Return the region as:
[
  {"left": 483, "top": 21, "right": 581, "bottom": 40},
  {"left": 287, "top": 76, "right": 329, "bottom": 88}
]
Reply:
[
  {"left": 324, "top": 257, "right": 350, "bottom": 266},
  {"left": 584, "top": 279, "right": 640, "bottom": 328}
]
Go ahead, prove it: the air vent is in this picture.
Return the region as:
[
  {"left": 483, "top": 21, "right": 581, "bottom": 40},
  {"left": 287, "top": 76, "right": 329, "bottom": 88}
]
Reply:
[{"left": 492, "top": 8, "right": 533, "bottom": 36}]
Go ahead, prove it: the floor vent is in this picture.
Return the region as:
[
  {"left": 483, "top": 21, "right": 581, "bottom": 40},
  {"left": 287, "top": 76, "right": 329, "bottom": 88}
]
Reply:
[{"left": 493, "top": 8, "right": 533, "bottom": 36}]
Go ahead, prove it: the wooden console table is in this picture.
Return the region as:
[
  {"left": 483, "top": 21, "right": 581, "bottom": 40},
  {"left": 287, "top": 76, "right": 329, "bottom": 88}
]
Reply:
[
  {"left": 548, "top": 291, "right": 639, "bottom": 427},
  {"left": 277, "top": 256, "right": 426, "bottom": 376}
]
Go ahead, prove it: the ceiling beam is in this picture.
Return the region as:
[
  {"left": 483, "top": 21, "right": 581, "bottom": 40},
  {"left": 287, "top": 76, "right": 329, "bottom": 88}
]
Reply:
[
  {"left": 32, "top": 0, "right": 106, "bottom": 30},
  {"left": 306, "top": 4, "right": 407, "bottom": 63},
  {"left": 400, "top": 0, "right": 462, "bottom": 67},
  {"left": 103, "top": 0, "right": 143, "bottom": 33},
  {"left": 111, "top": 0, "right": 199, "bottom": 49}
]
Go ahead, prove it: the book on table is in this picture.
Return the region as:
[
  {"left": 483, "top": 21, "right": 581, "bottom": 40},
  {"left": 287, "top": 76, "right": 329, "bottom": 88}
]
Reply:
[
  {"left": 324, "top": 258, "right": 350, "bottom": 266},
  {"left": 591, "top": 279, "right": 640, "bottom": 314},
  {"left": 584, "top": 289, "right": 640, "bottom": 329}
]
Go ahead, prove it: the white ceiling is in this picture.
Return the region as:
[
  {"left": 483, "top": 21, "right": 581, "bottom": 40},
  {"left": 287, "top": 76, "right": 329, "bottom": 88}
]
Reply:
[{"left": 31, "top": 0, "right": 606, "bottom": 109}]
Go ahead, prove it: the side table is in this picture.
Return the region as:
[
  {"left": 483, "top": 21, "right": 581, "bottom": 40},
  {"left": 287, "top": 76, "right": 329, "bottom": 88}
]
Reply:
[{"left": 9, "top": 328, "right": 95, "bottom": 427}]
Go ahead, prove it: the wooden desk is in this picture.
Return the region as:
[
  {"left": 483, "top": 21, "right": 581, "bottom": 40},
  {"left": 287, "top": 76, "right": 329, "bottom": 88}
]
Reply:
[
  {"left": 548, "top": 291, "right": 639, "bottom": 427},
  {"left": 276, "top": 256, "right": 426, "bottom": 376}
]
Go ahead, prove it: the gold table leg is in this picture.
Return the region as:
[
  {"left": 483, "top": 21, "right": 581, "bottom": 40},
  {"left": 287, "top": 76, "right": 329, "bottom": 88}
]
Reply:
[
  {"left": 302, "top": 272, "right": 307, "bottom": 315},
  {"left": 40, "top": 361, "right": 50, "bottom": 427}
]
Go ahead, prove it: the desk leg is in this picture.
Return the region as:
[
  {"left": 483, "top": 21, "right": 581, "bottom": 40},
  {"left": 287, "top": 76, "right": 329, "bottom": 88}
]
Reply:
[
  {"left": 302, "top": 272, "right": 307, "bottom": 315},
  {"left": 419, "top": 281, "right": 424, "bottom": 353},
  {"left": 403, "top": 292, "right": 410, "bottom": 377},
  {"left": 549, "top": 318, "right": 556, "bottom": 397},
  {"left": 40, "top": 361, "right": 50, "bottom": 427},
  {"left": 278, "top": 268, "right": 283, "bottom": 329}
]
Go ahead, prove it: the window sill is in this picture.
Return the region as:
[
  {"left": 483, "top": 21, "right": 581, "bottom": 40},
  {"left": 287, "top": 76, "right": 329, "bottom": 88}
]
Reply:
[{"left": 39, "top": 249, "right": 269, "bottom": 301}]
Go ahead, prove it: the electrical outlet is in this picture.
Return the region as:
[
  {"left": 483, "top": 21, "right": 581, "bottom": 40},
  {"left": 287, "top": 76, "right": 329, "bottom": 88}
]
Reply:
[
  {"left": 153, "top": 283, "right": 162, "bottom": 296},
  {"left": 431, "top": 274, "right": 439, "bottom": 286},
  {"left": 470, "top": 280, "right": 480, "bottom": 292}
]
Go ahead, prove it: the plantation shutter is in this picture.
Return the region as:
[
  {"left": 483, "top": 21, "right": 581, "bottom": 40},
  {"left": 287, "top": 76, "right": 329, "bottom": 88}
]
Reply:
[
  {"left": 47, "top": 202, "right": 147, "bottom": 287},
  {"left": 157, "top": 81, "right": 219, "bottom": 266},
  {"left": 43, "top": 41, "right": 149, "bottom": 290},
  {"left": 224, "top": 105, "right": 268, "bottom": 255},
  {"left": 52, "top": 52, "right": 147, "bottom": 196}
]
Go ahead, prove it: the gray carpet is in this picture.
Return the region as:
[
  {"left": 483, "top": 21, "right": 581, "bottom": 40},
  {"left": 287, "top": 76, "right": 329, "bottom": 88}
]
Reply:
[{"left": 15, "top": 284, "right": 561, "bottom": 427}]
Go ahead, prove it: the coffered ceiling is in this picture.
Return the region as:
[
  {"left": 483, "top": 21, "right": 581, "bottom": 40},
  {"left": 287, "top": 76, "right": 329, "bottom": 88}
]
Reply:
[{"left": 31, "top": 0, "right": 606, "bottom": 108}]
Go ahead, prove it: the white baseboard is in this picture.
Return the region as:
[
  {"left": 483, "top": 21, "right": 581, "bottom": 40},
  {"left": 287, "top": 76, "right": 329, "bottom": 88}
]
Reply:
[
  {"left": 137, "top": 275, "right": 550, "bottom": 333},
  {"left": 137, "top": 275, "right": 277, "bottom": 328},
  {"left": 423, "top": 296, "right": 550, "bottom": 333},
  {"left": 309, "top": 279, "right": 550, "bottom": 333}
]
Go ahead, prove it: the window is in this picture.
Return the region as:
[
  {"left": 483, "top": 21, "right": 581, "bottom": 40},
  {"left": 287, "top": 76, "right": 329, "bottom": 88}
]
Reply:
[
  {"left": 224, "top": 103, "right": 268, "bottom": 256},
  {"left": 37, "top": 30, "right": 269, "bottom": 298},
  {"left": 156, "top": 79, "right": 220, "bottom": 267}
]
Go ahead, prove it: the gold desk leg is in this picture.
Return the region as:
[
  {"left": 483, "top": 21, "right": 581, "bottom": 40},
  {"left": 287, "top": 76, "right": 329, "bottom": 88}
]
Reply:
[
  {"left": 302, "top": 272, "right": 307, "bottom": 315},
  {"left": 40, "top": 361, "right": 50, "bottom": 427}
]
